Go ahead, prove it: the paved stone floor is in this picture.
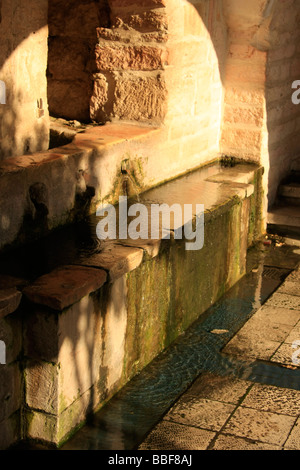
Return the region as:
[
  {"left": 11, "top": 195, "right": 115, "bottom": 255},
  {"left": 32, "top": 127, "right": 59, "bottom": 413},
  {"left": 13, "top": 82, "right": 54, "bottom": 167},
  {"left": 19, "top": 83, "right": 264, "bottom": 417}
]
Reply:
[{"left": 139, "top": 263, "right": 300, "bottom": 450}]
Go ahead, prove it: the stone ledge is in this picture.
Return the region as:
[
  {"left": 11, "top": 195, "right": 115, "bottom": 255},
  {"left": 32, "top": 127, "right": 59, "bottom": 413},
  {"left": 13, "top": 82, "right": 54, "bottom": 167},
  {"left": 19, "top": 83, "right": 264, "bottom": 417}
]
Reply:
[
  {"left": 23, "top": 265, "right": 107, "bottom": 311},
  {"left": 0, "top": 123, "right": 159, "bottom": 176},
  {"left": 78, "top": 244, "right": 144, "bottom": 283}
]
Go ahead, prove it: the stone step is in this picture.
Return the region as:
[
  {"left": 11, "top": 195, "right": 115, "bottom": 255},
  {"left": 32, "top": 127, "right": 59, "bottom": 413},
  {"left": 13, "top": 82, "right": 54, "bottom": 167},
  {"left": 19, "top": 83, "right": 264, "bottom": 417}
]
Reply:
[
  {"left": 267, "top": 205, "right": 300, "bottom": 236},
  {"left": 278, "top": 182, "right": 300, "bottom": 205}
]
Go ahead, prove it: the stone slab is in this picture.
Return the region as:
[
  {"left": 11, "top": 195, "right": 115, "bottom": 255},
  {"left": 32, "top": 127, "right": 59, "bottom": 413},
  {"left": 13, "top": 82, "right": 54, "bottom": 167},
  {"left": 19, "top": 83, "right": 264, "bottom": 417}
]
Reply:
[
  {"left": 284, "top": 417, "right": 300, "bottom": 449},
  {"left": 164, "top": 397, "right": 235, "bottom": 432},
  {"left": 138, "top": 420, "right": 215, "bottom": 451},
  {"left": 79, "top": 244, "right": 144, "bottom": 282},
  {"left": 242, "top": 383, "right": 300, "bottom": 416},
  {"left": 212, "top": 433, "right": 282, "bottom": 450},
  {"left": 223, "top": 407, "right": 296, "bottom": 446},
  {"left": 277, "top": 280, "right": 300, "bottom": 297},
  {"left": 23, "top": 265, "right": 107, "bottom": 310},
  {"left": 184, "top": 372, "right": 252, "bottom": 405},
  {"left": 267, "top": 205, "right": 300, "bottom": 228},
  {"left": 264, "top": 293, "right": 300, "bottom": 310}
]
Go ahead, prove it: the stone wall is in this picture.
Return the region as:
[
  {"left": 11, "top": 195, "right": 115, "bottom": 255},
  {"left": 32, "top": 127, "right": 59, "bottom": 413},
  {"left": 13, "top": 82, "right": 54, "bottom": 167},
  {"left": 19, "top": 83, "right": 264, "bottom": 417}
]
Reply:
[
  {"left": 220, "top": 0, "right": 300, "bottom": 207},
  {"left": 0, "top": 0, "right": 49, "bottom": 160},
  {"left": 266, "top": 0, "right": 300, "bottom": 204},
  {"left": 92, "top": 0, "right": 228, "bottom": 166},
  {"left": 47, "top": 0, "right": 110, "bottom": 122},
  {"left": 163, "top": 0, "right": 227, "bottom": 167},
  {"left": 0, "top": 279, "right": 23, "bottom": 449},
  {"left": 90, "top": 0, "right": 169, "bottom": 123}
]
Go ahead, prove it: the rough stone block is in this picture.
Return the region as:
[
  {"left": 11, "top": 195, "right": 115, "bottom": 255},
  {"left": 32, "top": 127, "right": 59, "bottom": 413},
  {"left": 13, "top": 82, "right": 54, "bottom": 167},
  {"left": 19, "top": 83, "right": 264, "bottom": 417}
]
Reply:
[
  {"left": 225, "top": 87, "right": 265, "bottom": 107},
  {"left": 109, "top": 0, "right": 167, "bottom": 9},
  {"left": 111, "top": 10, "right": 168, "bottom": 32},
  {"left": 96, "top": 27, "right": 168, "bottom": 43},
  {"left": 90, "top": 74, "right": 109, "bottom": 122},
  {"left": 221, "top": 127, "right": 263, "bottom": 157},
  {"left": 112, "top": 72, "right": 167, "bottom": 122},
  {"left": 223, "top": 105, "right": 265, "bottom": 128},
  {"left": 25, "top": 360, "right": 59, "bottom": 415},
  {"left": 95, "top": 44, "right": 168, "bottom": 71}
]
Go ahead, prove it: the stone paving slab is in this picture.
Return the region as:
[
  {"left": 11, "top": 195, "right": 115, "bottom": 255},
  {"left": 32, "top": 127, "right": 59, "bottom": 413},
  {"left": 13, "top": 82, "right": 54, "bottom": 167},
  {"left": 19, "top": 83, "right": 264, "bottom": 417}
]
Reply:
[
  {"left": 241, "top": 383, "right": 300, "bottom": 415},
  {"left": 284, "top": 418, "right": 300, "bottom": 450},
  {"left": 277, "top": 280, "right": 300, "bottom": 297},
  {"left": 184, "top": 372, "right": 251, "bottom": 404},
  {"left": 222, "top": 407, "right": 296, "bottom": 446},
  {"left": 163, "top": 397, "right": 235, "bottom": 432},
  {"left": 139, "top": 421, "right": 215, "bottom": 451},
  {"left": 211, "top": 433, "right": 281, "bottom": 450},
  {"left": 139, "top": 374, "right": 300, "bottom": 450},
  {"left": 271, "top": 343, "right": 300, "bottom": 367},
  {"left": 264, "top": 292, "right": 300, "bottom": 309}
]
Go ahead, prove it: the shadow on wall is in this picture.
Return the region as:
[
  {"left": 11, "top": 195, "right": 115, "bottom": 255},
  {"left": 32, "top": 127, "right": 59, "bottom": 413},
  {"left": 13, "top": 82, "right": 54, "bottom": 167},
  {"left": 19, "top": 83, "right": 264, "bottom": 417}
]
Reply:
[
  {"left": 47, "top": 0, "right": 111, "bottom": 123},
  {"left": 0, "top": 0, "right": 49, "bottom": 159},
  {"left": 0, "top": 88, "right": 49, "bottom": 159}
]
